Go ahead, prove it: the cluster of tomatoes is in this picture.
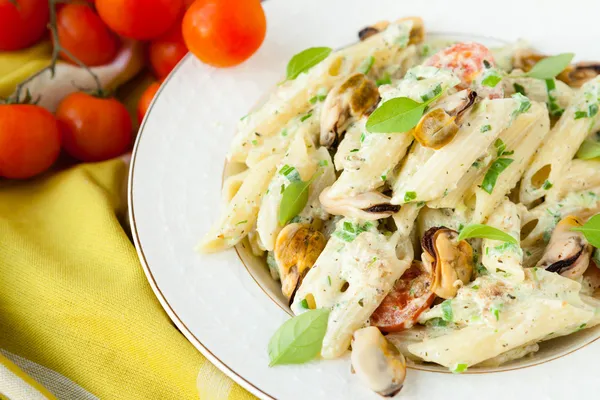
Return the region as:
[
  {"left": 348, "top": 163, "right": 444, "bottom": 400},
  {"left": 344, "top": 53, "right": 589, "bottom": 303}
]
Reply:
[{"left": 0, "top": 0, "right": 266, "bottom": 179}]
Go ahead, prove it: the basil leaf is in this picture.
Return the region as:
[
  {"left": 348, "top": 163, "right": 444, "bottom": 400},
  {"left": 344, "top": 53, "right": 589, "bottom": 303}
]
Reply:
[
  {"left": 526, "top": 53, "right": 574, "bottom": 80},
  {"left": 366, "top": 97, "right": 425, "bottom": 133},
  {"left": 458, "top": 224, "right": 518, "bottom": 244},
  {"left": 482, "top": 158, "right": 513, "bottom": 194},
  {"left": 576, "top": 140, "right": 600, "bottom": 160},
  {"left": 278, "top": 180, "right": 310, "bottom": 225},
  {"left": 572, "top": 214, "right": 600, "bottom": 248},
  {"left": 286, "top": 47, "right": 332, "bottom": 80},
  {"left": 268, "top": 308, "right": 330, "bottom": 366}
]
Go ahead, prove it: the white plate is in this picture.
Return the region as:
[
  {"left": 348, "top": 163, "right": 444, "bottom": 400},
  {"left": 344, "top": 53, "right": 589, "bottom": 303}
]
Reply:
[{"left": 129, "top": 0, "right": 600, "bottom": 398}]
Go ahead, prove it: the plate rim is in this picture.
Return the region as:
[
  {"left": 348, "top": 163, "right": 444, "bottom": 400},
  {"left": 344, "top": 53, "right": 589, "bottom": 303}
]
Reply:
[{"left": 128, "top": 53, "right": 275, "bottom": 399}]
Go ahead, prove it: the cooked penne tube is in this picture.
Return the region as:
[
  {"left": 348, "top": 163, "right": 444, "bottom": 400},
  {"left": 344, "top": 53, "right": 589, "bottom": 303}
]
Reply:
[
  {"left": 481, "top": 200, "right": 524, "bottom": 281},
  {"left": 228, "top": 20, "right": 421, "bottom": 163},
  {"left": 291, "top": 221, "right": 412, "bottom": 359},
  {"left": 520, "top": 76, "right": 600, "bottom": 206},
  {"left": 392, "top": 97, "right": 523, "bottom": 205},
  {"left": 547, "top": 159, "right": 600, "bottom": 200},
  {"left": 199, "top": 153, "right": 283, "bottom": 252}
]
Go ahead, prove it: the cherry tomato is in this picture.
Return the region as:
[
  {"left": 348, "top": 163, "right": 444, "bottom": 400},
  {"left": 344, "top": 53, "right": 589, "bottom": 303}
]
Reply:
[
  {"left": 56, "top": 93, "right": 132, "bottom": 162},
  {"left": 137, "top": 82, "right": 161, "bottom": 124},
  {"left": 0, "top": 0, "right": 49, "bottom": 51},
  {"left": 95, "top": 0, "right": 183, "bottom": 40},
  {"left": 370, "top": 261, "right": 436, "bottom": 332},
  {"left": 57, "top": 4, "right": 120, "bottom": 67},
  {"left": 0, "top": 105, "right": 61, "bottom": 179},
  {"left": 425, "top": 42, "right": 504, "bottom": 99},
  {"left": 148, "top": 23, "right": 188, "bottom": 79},
  {"left": 183, "top": 0, "right": 266, "bottom": 68}
]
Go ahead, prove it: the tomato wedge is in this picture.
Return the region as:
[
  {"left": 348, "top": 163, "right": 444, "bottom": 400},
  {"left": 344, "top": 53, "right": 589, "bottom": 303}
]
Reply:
[{"left": 370, "top": 261, "right": 435, "bottom": 332}]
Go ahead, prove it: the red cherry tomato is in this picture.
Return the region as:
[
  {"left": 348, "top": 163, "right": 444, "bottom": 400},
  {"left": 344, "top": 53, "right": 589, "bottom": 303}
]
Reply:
[
  {"left": 182, "top": 0, "right": 266, "bottom": 68},
  {"left": 137, "top": 82, "right": 161, "bottom": 124},
  {"left": 0, "top": 105, "right": 61, "bottom": 179},
  {"left": 370, "top": 261, "right": 436, "bottom": 332},
  {"left": 0, "top": 0, "right": 49, "bottom": 51},
  {"left": 425, "top": 42, "right": 504, "bottom": 99},
  {"left": 56, "top": 93, "right": 132, "bottom": 162},
  {"left": 95, "top": 0, "right": 183, "bottom": 40},
  {"left": 57, "top": 4, "right": 120, "bottom": 67},
  {"left": 148, "top": 23, "right": 188, "bottom": 79}
]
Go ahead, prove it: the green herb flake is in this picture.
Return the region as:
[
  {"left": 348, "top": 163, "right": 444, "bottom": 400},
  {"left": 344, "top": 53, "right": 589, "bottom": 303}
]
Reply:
[
  {"left": 480, "top": 124, "right": 492, "bottom": 133},
  {"left": 542, "top": 180, "right": 553, "bottom": 190},
  {"left": 327, "top": 276, "right": 332, "bottom": 286},
  {"left": 494, "top": 139, "right": 507, "bottom": 157},
  {"left": 472, "top": 285, "right": 480, "bottom": 290},
  {"left": 333, "top": 221, "right": 373, "bottom": 243},
  {"left": 420, "top": 84, "right": 443, "bottom": 102},
  {"left": 350, "top": 149, "right": 359, "bottom": 153},
  {"left": 381, "top": 174, "right": 387, "bottom": 181},
  {"left": 300, "top": 112, "right": 313, "bottom": 122},
  {"left": 376, "top": 73, "right": 392, "bottom": 87},
  {"left": 286, "top": 47, "right": 333, "bottom": 80},
  {"left": 545, "top": 79, "right": 565, "bottom": 117},
  {"left": 360, "top": 133, "right": 366, "bottom": 143},
  {"left": 268, "top": 308, "right": 330, "bottom": 366},
  {"left": 491, "top": 305, "right": 501, "bottom": 321},
  {"left": 251, "top": 139, "right": 258, "bottom": 145},
  {"left": 404, "top": 191, "right": 417, "bottom": 203},
  {"left": 513, "top": 83, "right": 526, "bottom": 96},
  {"left": 511, "top": 93, "right": 532, "bottom": 118},
  {"left": 482, "top": 157, "right": 514, "bottom": 194},
  {"left": 281, "top": 128, "right": 288, "bottom": 137},
  {"left": 357, "top": 56, "right": 375, "bottom": 75},
  {"left": 482, "top": 73, "right": 502, "bottom": 88},
  {"left": 318, "top": 159, "right": 328, "bottom": 167},
  {"left": 458, "top": 224, "right": 518, "bottom": 244},
  {"left": 300, "top": 299, "right": 309, "bottom": 309},
  {"left": 235, "top": 220, "right": 248, "bottom": 226},
  {"left": 452, "top": 363, "right": 468, "bottom": 374},
  {"left": 441, "top": 300, "right": 453, "bottom": 322}
]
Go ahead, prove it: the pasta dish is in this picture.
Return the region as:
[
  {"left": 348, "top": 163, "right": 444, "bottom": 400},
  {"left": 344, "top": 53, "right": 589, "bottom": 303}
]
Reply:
[{"left": 199, "top": 16, "right": 600, "bottom": 396}]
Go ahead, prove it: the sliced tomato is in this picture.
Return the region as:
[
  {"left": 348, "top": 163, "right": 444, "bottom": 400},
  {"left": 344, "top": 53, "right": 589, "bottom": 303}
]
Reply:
[
  {"left": 370, "top": 261, "right": 435, "bottom": 332},
  {"left": 425, "top": 42, "right": 503, "bottom": 99}
]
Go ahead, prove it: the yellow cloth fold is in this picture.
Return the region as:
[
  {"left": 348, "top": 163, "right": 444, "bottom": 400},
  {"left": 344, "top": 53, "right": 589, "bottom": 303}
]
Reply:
[{"left": 0, "top": 160, "right": 254, "bottom": 399}]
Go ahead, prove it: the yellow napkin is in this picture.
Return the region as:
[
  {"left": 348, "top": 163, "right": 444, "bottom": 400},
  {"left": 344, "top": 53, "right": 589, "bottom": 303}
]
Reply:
[{"left": 0, "top": 160, "right": 256, "bottom": 399}]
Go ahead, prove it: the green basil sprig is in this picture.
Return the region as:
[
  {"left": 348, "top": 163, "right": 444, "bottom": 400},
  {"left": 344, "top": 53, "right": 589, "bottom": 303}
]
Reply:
[
  {"left": 572, "top": 214, "right": 600, "bottom": 248},
  {"left": 457, "top": 224, "right": 518, "bottom": 244},
  {"left": 278, "top": 169, "right": 323, "bottom": 225},
  {"left": 366, "top": 89, "right": 443, "bottom": 133},
  {"left": 268, "top": 308, "right": 330, "bottom": 366},
  {"left": 286, "top": 47, "right": 332, "bottom": 80},
  {"left": 525, "top": 53, "right": 574, "bottom": 80}
]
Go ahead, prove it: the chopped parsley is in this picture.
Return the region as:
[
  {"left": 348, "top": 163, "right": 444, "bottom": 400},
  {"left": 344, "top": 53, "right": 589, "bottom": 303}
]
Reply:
[
  {"left": 421, "top": 84, "right": 443, "bottom": 102},
  {"left": 480, "top": 124, "right": 492, "bottom": 133},
  {"left": 360, "top": 132, "right": 366, "bottom": 143},
  {"left": 482, "top": 72, "right": 502, "bottom": 88},
  {"left": 441, "top": 300, "right": 453, "bottom": 322},
  {"left": 300, "top": 299, "right": 309, "bottom": 309},
  {"left": 404, "top": 191, "right": 417, "bottom": 202},
  {"left": 318, "top": 159, "right": 328, "bottom": 167},
  {"left": 482, "top": 158, "right": 514, "bottom": 194},
  {"left": 309, "top": 94, "right": 326, "bottom": 104},
  {"left": 279, "top": 165, "right": 301, "bottom": 182},
  {"left": 280, "top": 128, "right": 288, "bottom": 137},
  {"left": 333, "top": 221, "right": 373, "bottom": 242},
  {"left": 452, "top": 363, "right": 468, "bottom": 374},
  {"left": 575, "top": 103, "right": 599, "bottom": 120},
  {"left": 511, "top": 93, "right": 532, "bottom": 118},
  {"left": 327, "top": 276, "right": 332, "bottom": 286},
  {"left": 542, "top": 180, "right": 553, "bottom": 190},
  {"left": 545, "top": 79, "right": 564, "bottom": 117},
  {"left": 376, "top": 73, "right": 392, "bottom": 86},
  {"left": 349, "top": 149, "right": 359, "bottom": 153},
  {"left": 251, "top": 139, "right": 258, "bottom": 145},
  {"left": 235, "top": 220, "right": 248, "bottom": 226},
  {"left": 381, "top": 174, "right": 387, "bottom": 181},
  {"left": 357, "top": 56, "right": 375, "bottom": 74},
  {"left": 300, "top": 112, "right": 313, "bottom": 122},
  {"left": 491, "top": 305, "right": 501, "bottom": 321}
]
